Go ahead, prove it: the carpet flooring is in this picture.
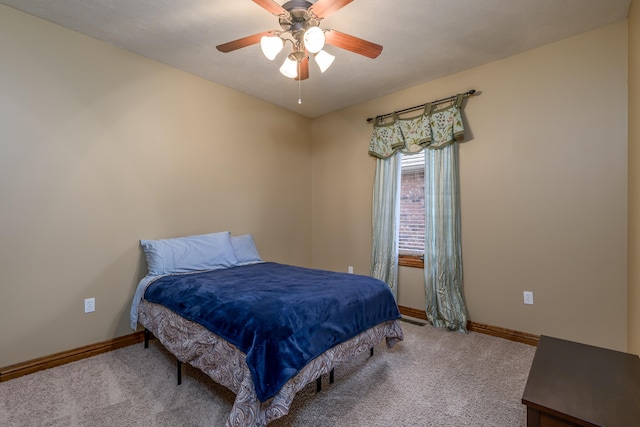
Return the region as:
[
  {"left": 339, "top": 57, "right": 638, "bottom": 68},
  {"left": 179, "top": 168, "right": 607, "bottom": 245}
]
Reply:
[{"left": 0, "top": 321, "right": 536, "bottom": 426}]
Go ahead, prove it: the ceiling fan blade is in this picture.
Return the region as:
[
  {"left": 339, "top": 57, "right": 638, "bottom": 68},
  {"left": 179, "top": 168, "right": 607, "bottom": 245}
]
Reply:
[
  {"left": 216, "top": 31, "right": 273, "bottom": 53},
  {"left": 324, "top": 29, "right": 383, "bottom": 59},
  {"left": 310, "top": 0, "right": 353, "bottom": 18},
  {"left": 295, "top": 56, "right": 310, "bottom": 81},
  {"left": 252, "top": 0, "right": 288, "bottom": 15}
]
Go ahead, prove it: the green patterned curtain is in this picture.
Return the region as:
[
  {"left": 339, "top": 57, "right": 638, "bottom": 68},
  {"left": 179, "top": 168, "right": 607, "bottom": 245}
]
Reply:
[
  {"left": 369, "top": 93, "right": 469, "bottom": 330},
  {"left": 370, "top": 154, "right": 400, "bottom": 298},
  {"left": 422, "top": 95, "right": 468, "bottom": 332},
  {"left": 424, "top": 142, "right": 467, "bottom": 332}
]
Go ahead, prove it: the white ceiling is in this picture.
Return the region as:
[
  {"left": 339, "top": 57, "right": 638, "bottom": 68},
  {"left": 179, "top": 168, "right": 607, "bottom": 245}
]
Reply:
[{"left": 1, "top": 0, "right": 631, "bottom": 118}]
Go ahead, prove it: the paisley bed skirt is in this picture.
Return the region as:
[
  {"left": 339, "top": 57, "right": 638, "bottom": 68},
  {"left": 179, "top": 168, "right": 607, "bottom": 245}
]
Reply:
[{"left": 138, "top": 299, "right": 403, "bottom": 426}]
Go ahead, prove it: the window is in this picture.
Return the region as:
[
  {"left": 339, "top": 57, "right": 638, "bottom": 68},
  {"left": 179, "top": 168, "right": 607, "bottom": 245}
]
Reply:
[{"left": 399, "top": 153, "right": 425, "bottom": 268}]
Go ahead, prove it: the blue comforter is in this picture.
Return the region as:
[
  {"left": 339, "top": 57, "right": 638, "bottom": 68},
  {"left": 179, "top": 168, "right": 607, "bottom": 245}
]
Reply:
[{"left": 144, "top": 262, "right": 400, "bottom": 402}]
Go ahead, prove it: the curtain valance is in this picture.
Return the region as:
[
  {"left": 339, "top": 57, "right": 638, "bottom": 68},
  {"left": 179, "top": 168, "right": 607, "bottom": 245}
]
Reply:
[{"left": 368, "top": 93, "right": 467, "bottom": 159}]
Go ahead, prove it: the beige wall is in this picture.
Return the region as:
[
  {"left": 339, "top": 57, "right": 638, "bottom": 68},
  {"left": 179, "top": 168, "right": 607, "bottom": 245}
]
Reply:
[
  {"left": 0, "top": 6, "right": 312, "bottom": 367},
  {"left": 312, "top": 21, "right": 629, "bottom": 351},
  {"left": 629, "top": 0, "right": 640, "bottom": 356}
]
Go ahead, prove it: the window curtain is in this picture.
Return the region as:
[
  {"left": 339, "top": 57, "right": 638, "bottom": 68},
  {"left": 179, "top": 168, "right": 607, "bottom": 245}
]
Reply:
[
  {"left": 369, "top": 115, "right": 402, "bottom": 298},
  {"left": 368, "top": 93, "right": 469, "bottom": 331},
  {"left": 370, "top": 154, "right": 400, "bottom": 299},
  {"left": 423, "top": 94, "right": 468, "bottom": 332},
  {"left": 424, "top": 142, "right": 467, "bottom": 332}
]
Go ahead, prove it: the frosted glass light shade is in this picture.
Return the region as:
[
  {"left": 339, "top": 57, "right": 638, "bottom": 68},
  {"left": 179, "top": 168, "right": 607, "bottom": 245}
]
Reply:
[
  {"left": 303, "top": 26, "right": 325, "bottom": 53},
  {"left": 314, "top": 49, "right": 335, "bottom": 73},
  {"left": 279, "top": 57, "right": 298, "bottom": 78},
  {"left": 260, "top": 35, "right": 284, "bottom": 60}
]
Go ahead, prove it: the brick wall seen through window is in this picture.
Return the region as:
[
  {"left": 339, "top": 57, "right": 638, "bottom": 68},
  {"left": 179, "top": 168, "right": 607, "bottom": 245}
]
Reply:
[{"left": 399, "top": 153, "right": 425, "bottom": 257}]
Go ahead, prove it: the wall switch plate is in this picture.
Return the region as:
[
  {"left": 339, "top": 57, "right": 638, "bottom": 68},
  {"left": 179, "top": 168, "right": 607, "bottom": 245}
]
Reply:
[
  {"left": 348, "top": 266, "right": 354, "bottom": 274},
  {"left": 523, "top": 291, "right": 534, "bottom": 305},
  {"left": 84, "top": 297, "right": 95, "bottom": 313}
]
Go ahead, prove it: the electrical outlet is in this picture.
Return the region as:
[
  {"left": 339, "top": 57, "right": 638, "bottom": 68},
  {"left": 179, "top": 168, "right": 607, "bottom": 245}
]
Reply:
[
  {"left": 84, "top": 297, "right": 95, "bottom": 313},
  {"left": 348, "top": 266, "right": 354, "bottom": 274},
  {"left": 523, "top": 291, "right": 534, "bottom": 305}
]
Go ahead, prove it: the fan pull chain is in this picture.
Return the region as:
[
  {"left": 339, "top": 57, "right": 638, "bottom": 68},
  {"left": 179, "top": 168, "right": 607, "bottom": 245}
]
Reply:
[{"left": 298, "top": 61, "right": 302, "bottom": 104}]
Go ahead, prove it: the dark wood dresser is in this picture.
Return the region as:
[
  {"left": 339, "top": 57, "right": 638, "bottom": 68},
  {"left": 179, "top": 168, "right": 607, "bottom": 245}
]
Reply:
[{"left": 522, "top": 335, "right": 640, "bottom": 427}]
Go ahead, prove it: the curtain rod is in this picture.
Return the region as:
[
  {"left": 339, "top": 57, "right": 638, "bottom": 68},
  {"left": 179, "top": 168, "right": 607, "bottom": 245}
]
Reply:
[{"left": 366, "top": 89, "right": 477, "bottom": 123}]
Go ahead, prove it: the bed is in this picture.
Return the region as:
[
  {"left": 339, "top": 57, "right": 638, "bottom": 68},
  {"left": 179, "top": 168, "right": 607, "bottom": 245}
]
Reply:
[{"left": 129, "top": 232, "right": 403, "bottom": 427}]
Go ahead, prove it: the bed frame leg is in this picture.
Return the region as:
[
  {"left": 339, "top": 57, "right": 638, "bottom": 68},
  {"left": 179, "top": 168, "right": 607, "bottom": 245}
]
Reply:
[
  {"left": 177, "top": 359, "right": 182, "bottom": 385},
  {"left": 316, "top": 368, "right": 335, "bottom": 393},
  {"left": 144, "top": 329, "right": 150, "bottom": 349}
]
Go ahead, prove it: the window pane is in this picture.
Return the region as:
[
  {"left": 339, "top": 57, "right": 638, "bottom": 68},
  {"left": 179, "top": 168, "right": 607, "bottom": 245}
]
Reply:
[{"left": 399, "top": 153, "right": 425, "bottom": 255}]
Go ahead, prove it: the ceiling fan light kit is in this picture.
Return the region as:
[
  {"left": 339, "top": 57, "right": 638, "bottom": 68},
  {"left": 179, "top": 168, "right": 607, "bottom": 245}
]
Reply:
[
  {"left": 217, "top": 0, "right": 383, "bottom": 81},
  {"left": 260, "top": 35, "right": 284, "bottom": 60},
  {"left": 279, "top": 56, "right": 299, "bottom": 78},
  {"left": 314, "top": 49, "right": 335, "bottom": 73},
  {"left": 302, "top": 26, "right": 325, "bottom": 53}
]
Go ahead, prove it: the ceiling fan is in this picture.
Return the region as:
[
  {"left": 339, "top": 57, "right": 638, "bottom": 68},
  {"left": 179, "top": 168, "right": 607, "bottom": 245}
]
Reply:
[{"left": 216, "top": 0, "right": 383, "bottom": 81}]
